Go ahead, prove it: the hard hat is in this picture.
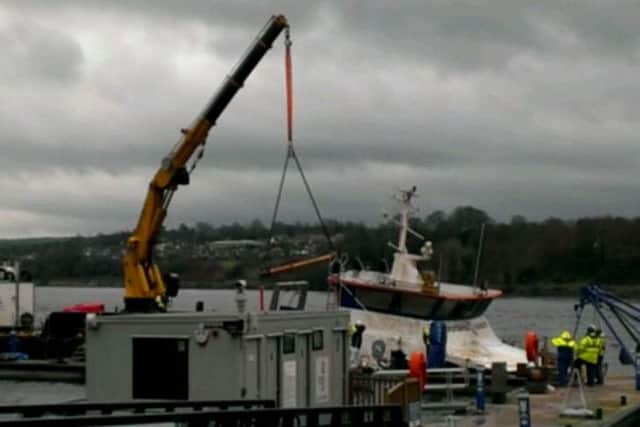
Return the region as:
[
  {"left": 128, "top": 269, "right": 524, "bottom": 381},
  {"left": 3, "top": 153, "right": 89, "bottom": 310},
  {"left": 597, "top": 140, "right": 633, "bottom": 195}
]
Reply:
[
  {"left": 355, "top": 319, "right": 364, "bottom": 326},
  {"left": 587, "top": 324, "right": 596, "bottom": 333},
  {"left": 560, "top": 331, "right": 572, "bottom": 340}
]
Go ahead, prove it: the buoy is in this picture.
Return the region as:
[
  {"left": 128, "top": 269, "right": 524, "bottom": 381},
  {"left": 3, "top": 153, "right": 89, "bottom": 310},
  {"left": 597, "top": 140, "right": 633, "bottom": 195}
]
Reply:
[
  {"left": 525, "top": 331, "right": 539, "bottom": 363},
  {"left": 408, "top": 351, "right": 427, "bottom": 390}
]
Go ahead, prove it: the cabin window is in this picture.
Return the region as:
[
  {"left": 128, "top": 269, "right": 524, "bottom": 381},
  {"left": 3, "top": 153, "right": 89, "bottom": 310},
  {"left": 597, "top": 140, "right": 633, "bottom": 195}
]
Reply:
[
  {"left": 283, "top": 333, "right": 296, "bottom": 354},
  {"left": 311, "top": 330, "right": 324, "bottom": 351}
]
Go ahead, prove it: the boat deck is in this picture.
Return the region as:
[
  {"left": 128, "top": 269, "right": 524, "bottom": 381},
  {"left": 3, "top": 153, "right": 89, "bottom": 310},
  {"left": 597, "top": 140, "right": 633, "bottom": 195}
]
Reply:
[{"left": 423, "top": 375, "right": 640, "bottom": 427}]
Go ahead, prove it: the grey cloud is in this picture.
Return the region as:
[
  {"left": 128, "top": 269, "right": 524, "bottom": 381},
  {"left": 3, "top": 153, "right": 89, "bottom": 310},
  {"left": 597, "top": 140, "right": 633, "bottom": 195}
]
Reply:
[
  {"left": 0, "top": 15, "right": 84, "bottom": 83},
  {"left": 1, "top": 1, "right": 640, "bottom": 237}
]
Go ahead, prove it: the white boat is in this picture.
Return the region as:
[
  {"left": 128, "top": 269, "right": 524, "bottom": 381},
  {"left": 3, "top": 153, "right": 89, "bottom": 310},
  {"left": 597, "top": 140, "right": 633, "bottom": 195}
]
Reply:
[{"left": 327, "top": 187, "right": 526, "bottom": 371}]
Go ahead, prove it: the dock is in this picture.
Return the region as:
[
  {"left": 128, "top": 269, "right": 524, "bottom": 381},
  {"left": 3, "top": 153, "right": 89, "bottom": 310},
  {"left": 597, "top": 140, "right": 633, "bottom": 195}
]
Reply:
[
  {"left": 421, "top": 375, "right": 640, "bottom": 427},
  {"left": 0, "top": 360, "right": 84, "bottom": 383}
]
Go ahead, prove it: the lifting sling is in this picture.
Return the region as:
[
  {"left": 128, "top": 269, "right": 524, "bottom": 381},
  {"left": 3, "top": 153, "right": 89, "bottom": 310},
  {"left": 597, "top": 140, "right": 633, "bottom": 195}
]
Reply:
[{"left": 262, "top": 27, "right": 335, "bottom": 276}]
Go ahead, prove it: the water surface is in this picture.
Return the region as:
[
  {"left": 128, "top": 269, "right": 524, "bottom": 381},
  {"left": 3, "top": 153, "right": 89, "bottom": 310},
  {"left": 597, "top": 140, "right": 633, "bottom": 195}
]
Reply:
[{"left": 0, "top": 287, "right": 632, "bottom": 404}]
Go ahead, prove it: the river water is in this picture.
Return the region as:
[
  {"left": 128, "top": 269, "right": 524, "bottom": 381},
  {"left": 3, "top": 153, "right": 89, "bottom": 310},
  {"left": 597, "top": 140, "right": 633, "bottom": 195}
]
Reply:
[{"left": 0, "top": 286, "right": 633, "bottom": 405}]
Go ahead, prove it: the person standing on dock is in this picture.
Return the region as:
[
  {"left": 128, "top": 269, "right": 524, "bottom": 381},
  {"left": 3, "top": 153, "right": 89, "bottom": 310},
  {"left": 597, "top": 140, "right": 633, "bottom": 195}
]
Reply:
[
  {"left": 575, "top": 325, "right": 599, "bottom": 386},
  {"left": 349, "top": 320, "right": 366, "bottom": 366},
  {"left": 551, "top": 330, "right": 576, "bottom": 387},
  {"left": 422, "top": 326, "right": 430, "bottom": 359},
  {"left": 594, "top": 328, "right": 606, "bottom": 385},
  {"left": 390, "top": 336, "right": 408, "bottom": 369}
]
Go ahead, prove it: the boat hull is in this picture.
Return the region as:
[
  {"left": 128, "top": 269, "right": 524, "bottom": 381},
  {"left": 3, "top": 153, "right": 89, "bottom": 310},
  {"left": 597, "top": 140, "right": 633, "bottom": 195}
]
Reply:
[
  {"left": 329, "top": 275, "right": 500, "bottom": 321},
  {"left": 348, "top": 308, "right": 526, "bottom": 372}
]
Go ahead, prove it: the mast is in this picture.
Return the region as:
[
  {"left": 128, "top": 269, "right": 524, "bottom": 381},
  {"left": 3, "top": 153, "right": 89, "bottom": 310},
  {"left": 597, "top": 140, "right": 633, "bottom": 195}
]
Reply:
[{"left": 397, "top": 193, "right": 410, "bottom": 253}]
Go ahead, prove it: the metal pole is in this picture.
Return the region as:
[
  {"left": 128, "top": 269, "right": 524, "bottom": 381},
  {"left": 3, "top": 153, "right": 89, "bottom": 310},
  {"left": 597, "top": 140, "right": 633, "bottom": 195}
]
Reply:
[
  {"left": 14, "top": 261, "right": 20, "bottom": 327},
  {"left": 259, "top": 285, "right": 265, "bottom": 311},
  {"left": 475, "top": 370, "right": 485, "bottom": 412}
]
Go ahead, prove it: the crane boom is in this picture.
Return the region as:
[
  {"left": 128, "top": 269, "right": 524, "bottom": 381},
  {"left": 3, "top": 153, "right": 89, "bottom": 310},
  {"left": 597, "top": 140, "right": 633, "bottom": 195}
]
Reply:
[{"left": 123, "top": 15, "right": 288, "bottom": 312}]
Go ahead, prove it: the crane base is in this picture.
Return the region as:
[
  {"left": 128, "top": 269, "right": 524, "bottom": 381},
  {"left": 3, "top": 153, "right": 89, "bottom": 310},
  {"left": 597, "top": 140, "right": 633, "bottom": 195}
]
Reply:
[{"left": 124, "top": 298, "right": 164, "bottom": 313}]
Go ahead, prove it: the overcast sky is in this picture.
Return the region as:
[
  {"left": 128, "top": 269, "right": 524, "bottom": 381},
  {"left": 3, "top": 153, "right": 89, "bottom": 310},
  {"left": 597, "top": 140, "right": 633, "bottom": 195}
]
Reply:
[{"left": 1, "top": 1, "right": 639, "bottom": 238}]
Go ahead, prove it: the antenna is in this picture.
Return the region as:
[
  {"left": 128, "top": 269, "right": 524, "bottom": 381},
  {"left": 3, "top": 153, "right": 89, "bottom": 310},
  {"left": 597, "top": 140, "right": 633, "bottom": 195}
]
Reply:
[{"left": 472, "top": 223, "right": 487, "bottom": 290}]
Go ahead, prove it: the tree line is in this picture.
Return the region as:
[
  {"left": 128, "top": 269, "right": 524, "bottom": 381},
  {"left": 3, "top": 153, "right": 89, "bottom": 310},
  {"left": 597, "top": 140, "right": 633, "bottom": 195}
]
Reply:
[{"left": 1, "top": 206, "right": 639, "bottom": 295}]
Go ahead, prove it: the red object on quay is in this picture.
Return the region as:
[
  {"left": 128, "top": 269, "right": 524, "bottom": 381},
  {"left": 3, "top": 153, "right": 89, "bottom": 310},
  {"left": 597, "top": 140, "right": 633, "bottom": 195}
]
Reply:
[
  {"left": 63, "top": 302, "right": 105, "bottom": 313},
  {"left": 525, "top": 331, "right": 539, "bottom": 363},
  {"left": 408, "top": 351, "right": 428, "bottom": 390}
]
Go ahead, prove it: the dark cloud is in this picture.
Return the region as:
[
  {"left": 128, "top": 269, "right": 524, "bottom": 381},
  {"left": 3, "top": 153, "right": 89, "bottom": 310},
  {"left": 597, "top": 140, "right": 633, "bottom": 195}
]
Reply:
[{"left": 1, "top": 1, "right": 640, "bottom": 237}]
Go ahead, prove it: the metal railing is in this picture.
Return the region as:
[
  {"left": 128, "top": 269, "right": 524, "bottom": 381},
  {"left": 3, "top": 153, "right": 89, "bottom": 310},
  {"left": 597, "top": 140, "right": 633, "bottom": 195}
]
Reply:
[
  {"left": 0, "top": 404, "right": 405, "bottom": 427},
  {"left": 349, "top": 367, "right": 471, "bottom": 406},
  {"left": 0, "top": 399, "right": 275, "bottom": 418},
  {"left": 350, "top": 370, "right": 405, "bottom": 406}
]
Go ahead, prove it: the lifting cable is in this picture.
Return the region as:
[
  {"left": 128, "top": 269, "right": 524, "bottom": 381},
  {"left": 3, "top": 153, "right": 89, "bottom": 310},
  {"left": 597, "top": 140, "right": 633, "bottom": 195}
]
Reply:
[{"left": 265, "top": 26, "right": 335, "bottom": 255}]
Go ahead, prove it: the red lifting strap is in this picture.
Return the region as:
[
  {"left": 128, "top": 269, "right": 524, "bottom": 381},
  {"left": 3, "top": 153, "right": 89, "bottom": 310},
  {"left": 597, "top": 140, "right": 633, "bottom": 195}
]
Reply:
[{"left": 285, "top": 29, "right": 293, "bottom": 143}]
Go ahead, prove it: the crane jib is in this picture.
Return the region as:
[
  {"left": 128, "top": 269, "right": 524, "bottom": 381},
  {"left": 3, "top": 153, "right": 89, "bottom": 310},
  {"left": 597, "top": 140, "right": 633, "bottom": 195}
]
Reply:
[
  {"left": 123, "top": 15, "right": 288, "bottom": 312},
  {"left": 202, "top": 15, "right": 288, "bottom": 124}
]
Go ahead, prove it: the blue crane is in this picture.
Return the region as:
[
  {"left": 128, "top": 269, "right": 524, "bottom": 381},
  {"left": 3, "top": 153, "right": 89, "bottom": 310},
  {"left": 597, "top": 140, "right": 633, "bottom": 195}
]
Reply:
[{"left": 574, "top": 284, "right": 640, "bottom": 389}]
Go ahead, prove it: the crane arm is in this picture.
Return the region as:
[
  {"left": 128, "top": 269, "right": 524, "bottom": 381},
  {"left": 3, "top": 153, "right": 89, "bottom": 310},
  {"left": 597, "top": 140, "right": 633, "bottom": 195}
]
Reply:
[{"left": 123, "top": 15, "right": 288, "bottom": 312}]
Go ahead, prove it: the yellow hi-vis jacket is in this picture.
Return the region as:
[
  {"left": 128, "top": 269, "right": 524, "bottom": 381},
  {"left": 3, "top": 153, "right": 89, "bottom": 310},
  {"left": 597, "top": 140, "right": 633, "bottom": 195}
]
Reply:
[
  {"left": 577, "top": 334, "right": 599, "bottom": 364},
  {"left": 551, "top": 333, "right": 576, "bottom": 349},
  {"left": 422, "top": 326, "right": 430, "bottom": 346},
  {"left": 594, "top": 336, "right": 605, "bottom": 357}
]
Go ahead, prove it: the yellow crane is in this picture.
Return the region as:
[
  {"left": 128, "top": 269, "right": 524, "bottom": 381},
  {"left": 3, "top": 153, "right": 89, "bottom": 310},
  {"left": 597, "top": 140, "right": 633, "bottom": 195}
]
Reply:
[{"left": 123, "top": 15, "right": 289, "bottom": 312}]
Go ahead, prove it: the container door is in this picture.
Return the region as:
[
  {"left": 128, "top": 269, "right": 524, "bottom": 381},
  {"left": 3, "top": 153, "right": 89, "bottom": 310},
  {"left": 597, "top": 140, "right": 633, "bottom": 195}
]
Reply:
[
  {"left": 280, "top": 332, "right": 298, "bottom": 408},
  {"left": 132, "top": 337, "right": 189, "bottom": 400},
  {"left": 243, "top": 337, "right": 261, "bottom": 399},
  {"left": 311, "top": 329, "right": 330, "bottom": 406},
  {"left": 265, "top": 336, "right": 280, "bottom": 406},
  {"left": 331, "top": 328, "right": 347, "bottom": 404},
  {"left": 297, "top": 333, "right": 310, "bottom": 407}
]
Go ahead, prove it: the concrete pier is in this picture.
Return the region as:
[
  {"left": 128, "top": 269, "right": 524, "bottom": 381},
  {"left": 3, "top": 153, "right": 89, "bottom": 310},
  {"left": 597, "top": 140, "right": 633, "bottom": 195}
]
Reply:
[{"left": 422, "top": 375, "right": 640, "bottom": 427}]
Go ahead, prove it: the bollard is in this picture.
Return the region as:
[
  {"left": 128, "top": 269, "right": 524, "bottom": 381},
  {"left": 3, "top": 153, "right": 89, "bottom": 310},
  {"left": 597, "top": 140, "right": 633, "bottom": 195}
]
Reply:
[
  {"left": 475, "top": 370, "right": 485, "bottom": 412},
  {"left": 8, "top": 331, "right": 19, "bottom": 353},
  {"left": 518, "top": 392, "right": 531, "bottom": 427}
]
